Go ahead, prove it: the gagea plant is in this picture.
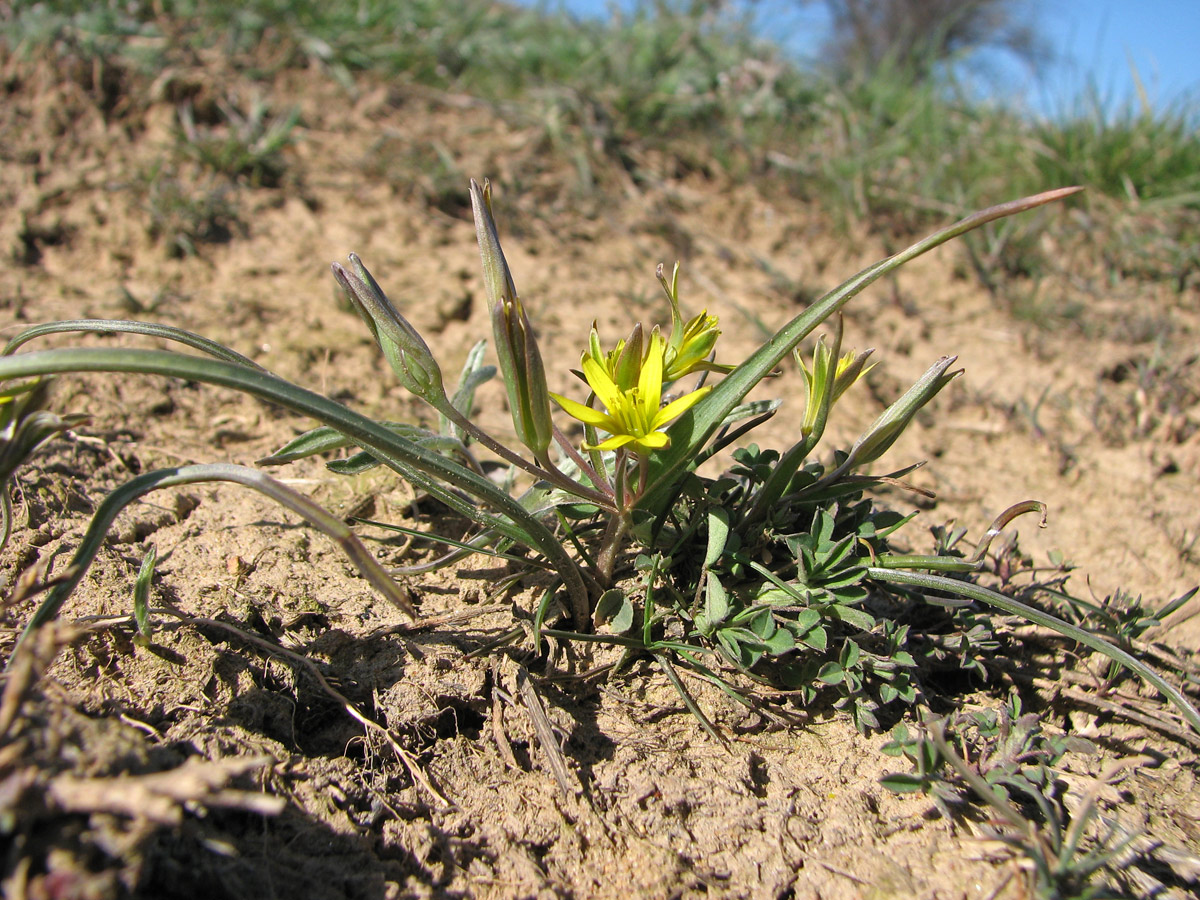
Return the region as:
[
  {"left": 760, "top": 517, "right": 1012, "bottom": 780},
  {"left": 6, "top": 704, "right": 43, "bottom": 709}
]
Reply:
[{"left": 2, "top": 180, "right": 1198, "bottom": 740}]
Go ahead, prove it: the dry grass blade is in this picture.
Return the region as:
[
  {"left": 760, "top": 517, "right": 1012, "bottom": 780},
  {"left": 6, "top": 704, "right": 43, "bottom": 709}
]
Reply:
[
  {"left": 517, "top": 665, "right": 579, "bottom": 798},
  {"left": 46, "top": 756, "right": 284, "bottom": 825},
  {"left": 156, "top": 605, "right": 451, "bottom": 810}
]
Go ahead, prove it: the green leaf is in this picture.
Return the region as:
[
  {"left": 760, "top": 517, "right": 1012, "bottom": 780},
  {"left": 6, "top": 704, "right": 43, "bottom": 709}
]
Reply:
[
  {"left": 258, "top": 421, "right": 436, "bottom": 465},
  {"left": 533, "top": 583, "right": 560, "bottom": 654},
  {"left": 817, "top": 662, "right": 844, "bottom": 684},
  {"left": 879, "top": 724, "right": 912, "bottom": 755},
  {"left": 792, "top": 608, "right": 821, "bottom": 633},
  {"left": 854, "top": 700, "right": 881, "bottom": 732},
  {"left": 820, "top": 566, "right": 867, "bottom": 591},
  {"left": 841, "top": 640, "right": 862, "bottom": 669},
  {"left": 797, "top": 623, "right": 827, "bottom": 652},
  {"left": 4, "top": 319, "right": 263, "bottom": 369},
  {"left": 863, "top": 509, "right": 919, "bottom": 540},
  {"left": 829, "top": 584, "right": 869, "bottom": 606},
  {"left": 880, "top": 774, "right": 929, "bottom": 794},
  {"left": 761, "top": 626, "right": 795, "bottom": 655},
  {"left": 705, "top": 574, "right": 730, "bottom": 627},
  {"left": 829, "top": 605, "right": 876, "bottom": 631},
  {"left": 595, "top": 588, "right": 635, "bottom": 634},
  {"left": 132, "top": 544, "right": 156, "bottom": 643},
  {"left": 704, "top": 506, "right": 730, "bottom": 569},
  {"left": 325, "top": 450, "right": 384, "bottom": 474},
  {"left": 716, "top": 630, "right": 742, "bottom": 663},
  {"left": 744, "top": 608, "right": 776, "bottom": 640},
  {"left": 559, "top": 502, "right": 601, "bottom": 518},
  {"left": 348, "top": 518, "right": 528, "bottom": 567}
]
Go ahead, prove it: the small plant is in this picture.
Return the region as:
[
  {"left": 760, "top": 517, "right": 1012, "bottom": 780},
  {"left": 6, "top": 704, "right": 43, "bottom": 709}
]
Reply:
[
  {"left": 2, "top": 179, "right": 1198, "bottom": 746},
  {"left": 176, "top": 93, "right": 299, "bottom": 188},
  {"left": 0, "top": 379, "right": 88, "bottom": 553},
  {"left": 139, "top": 160, "right": 241, "bottom": 257},
  {"left": 882, "top": 706, "right": 1139, "bottom": 899}
]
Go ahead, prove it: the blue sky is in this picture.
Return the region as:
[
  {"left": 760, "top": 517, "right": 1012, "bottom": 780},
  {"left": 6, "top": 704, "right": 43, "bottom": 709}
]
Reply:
[{"left": 522, "top": 1, "right": 1199, "bottom": 115}]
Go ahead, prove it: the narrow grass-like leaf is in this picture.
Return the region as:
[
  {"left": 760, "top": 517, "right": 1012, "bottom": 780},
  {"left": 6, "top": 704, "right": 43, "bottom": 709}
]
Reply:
[
  {"left": 4, "top": 320, "right": 263, "bottom": 369},
  {"left": 349, "top": 516, "right": 535, "bottom": 567},
  {"left": 869, "top": 567, "right": 1200, "bottom": 735},
  {"left": 15, "top": 463, "right": 417, "bottom": 651},
  {"left": 636, "top": 188, "right": 1083, "bottom": 516},
  {"left": 0, "top": 348, "right": 592, "bottom": 628},
  {"left": 258, "top": 421, "right": 436, "bottom": 465},
  {"left": 654, "top": 651, "right": 727, "bottom": 747},
  {"left": 132, "top": 544, "right": 157, "bottom": 642}
]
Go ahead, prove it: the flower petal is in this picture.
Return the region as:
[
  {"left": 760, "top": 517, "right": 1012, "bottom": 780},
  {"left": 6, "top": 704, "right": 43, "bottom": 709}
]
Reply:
[
  {"left": 550, "top": 392, "right": 613, "bottom": 427},
  {"left": 633, "top": 431, "right": 670, "bottom": 450},
  {"left": 587, "top": 433, "right": 637, "bottom": 451},
  {"left": 639, "top": 333, "right": 665, "bottom": 413},
  {"left": 581, "top": 356, "right": 622, "bottom": 411},
  {"left": 652, "top": 385, "right": 711, "bottom": 427}
]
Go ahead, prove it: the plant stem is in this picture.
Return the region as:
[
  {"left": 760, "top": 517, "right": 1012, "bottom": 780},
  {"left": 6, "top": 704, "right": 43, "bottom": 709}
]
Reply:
[
  {"left": 596, "top": 508, "right": 631, "bottom": 588},
  {"left": 440, "top": 404, "right": 613, "bottom": 509},
  {"left": 553, "top": 425, "right": 615, "bottom": 503}
]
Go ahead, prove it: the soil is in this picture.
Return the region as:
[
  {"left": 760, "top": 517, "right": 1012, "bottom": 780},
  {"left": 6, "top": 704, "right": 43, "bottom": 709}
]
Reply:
[{"left": 1, "top": 47, "right": 1199, "bottom": 900}]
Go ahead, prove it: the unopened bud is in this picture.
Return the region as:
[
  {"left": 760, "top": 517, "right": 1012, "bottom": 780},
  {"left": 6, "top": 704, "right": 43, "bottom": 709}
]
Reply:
[
  {"left": 847, "top": 356, "right": 960, "bottom": 469},
  {"left": 331, "top": 256, "right": 446, "bottom": 404},
  {"left": 470, "top": 179, "right": 553, "bottom": 456}
]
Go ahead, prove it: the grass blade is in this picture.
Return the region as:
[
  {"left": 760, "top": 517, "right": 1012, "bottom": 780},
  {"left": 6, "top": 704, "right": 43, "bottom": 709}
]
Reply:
[
  {"left": 4, "top": 320, "right": 264, "bottom": 369},
  {"left": 17, "top": 462, "right": 416, "bottom": 649},
  {"left": 637, "top": 187, "right": 1083, "bottom": 515},
  {"left": 0, "top": 347, "right": 591, "bottom": 628},
  {"left": 868, "top": 567, "right": 1200, "bottom": 736}
]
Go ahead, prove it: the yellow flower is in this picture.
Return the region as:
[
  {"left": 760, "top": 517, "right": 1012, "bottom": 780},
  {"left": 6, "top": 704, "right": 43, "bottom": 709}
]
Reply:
[
  {"left": 664, "top": 309, "right": 725, "bottom": 382},
  {"left": 658, "top": 262, "right": 731, "bottom": 382},
  {"left": 798, "top": 336, "right": 875, "bottom": 439},
  {"left": 551, "top": 334, "right": 710, "bottom": 454}
]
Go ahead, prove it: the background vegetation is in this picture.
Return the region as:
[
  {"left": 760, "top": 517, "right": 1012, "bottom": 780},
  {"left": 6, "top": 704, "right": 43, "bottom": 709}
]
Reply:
[{"left": 4, "top": 0, "right": 1196, "bottom": 294}]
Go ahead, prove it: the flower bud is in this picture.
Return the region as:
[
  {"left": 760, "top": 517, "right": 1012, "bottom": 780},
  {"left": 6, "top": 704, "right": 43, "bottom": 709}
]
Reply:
[
  {"left": 470, "top": 179, "right": 553, "bottom": 457},
  {"left": 832, "top": 349, "right": 875, "bottom": 402},
  {"left": 658, "top": 261, "right": 729, "bottom": 381},
  {"left": 331, "top": 256, "right": 447, "bottom": 404},
  {"left": 847, "top": 356, "right": 960, "bottom": 469},
  {"left": 798, "top": 335, "right": 836, "bottom": 440}
]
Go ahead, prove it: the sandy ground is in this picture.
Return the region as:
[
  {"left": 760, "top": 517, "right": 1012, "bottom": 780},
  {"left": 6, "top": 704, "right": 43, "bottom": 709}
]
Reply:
[{"left": 1, "top": 51, "right": 1198, "bottom": 899}]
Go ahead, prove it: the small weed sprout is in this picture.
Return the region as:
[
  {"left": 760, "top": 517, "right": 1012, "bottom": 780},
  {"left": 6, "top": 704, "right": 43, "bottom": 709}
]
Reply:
[
  {"left": 882, "top": 706, "right": 1142, "bottom": 900},
  {"left": 176, "top": 93, "right": 300, "bottom": 188},
  {"left": 2, "top": 179, "right": 1199, "bottom": 749}
]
